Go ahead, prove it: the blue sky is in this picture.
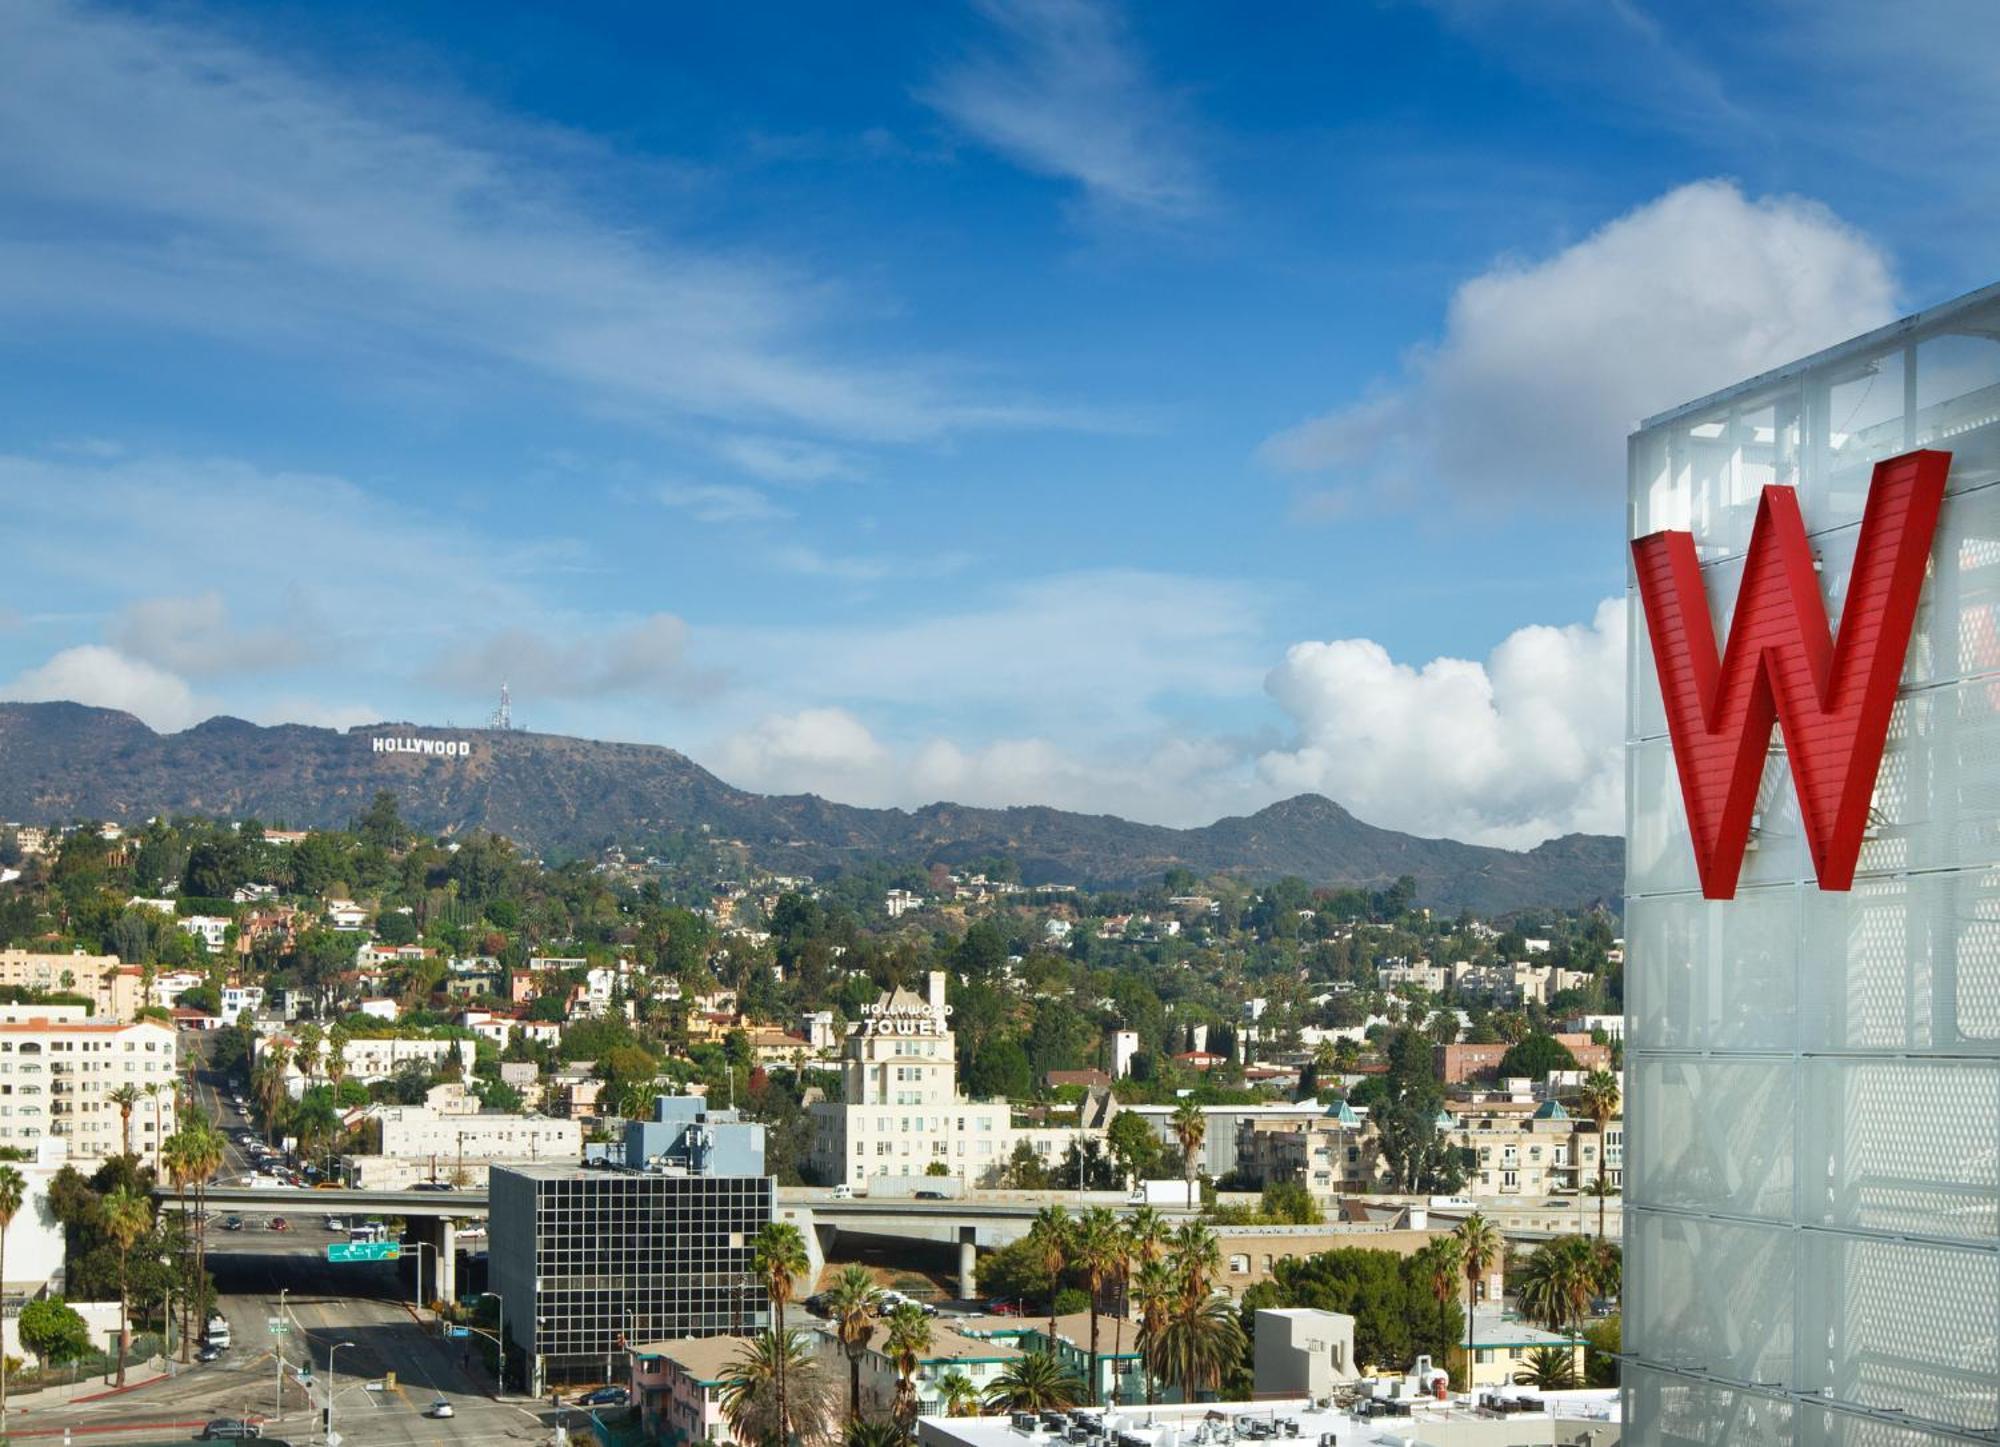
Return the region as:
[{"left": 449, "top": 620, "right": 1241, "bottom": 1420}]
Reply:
[{"left": 0, "top": 0, "right": 1992, "bottom": 844}]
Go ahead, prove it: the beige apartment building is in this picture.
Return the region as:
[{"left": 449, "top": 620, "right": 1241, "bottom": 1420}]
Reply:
[
  {"left": 1235, "top": 1101, "right": 1387, "bottom": 1194},
  {"left": 1449, "top": 1097, "right": 1623, "bottom": 1197},
  {"left": 0, "top": 1018, "right": 177, "bottom": 1162},
  {"left": 0, "top": 951, "right": 145, "bottom": 1022}
]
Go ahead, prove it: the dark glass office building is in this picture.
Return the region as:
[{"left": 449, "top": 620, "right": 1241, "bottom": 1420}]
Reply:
[{"left": 489, "top": 1162, "right": 773, "bottom": 1392}]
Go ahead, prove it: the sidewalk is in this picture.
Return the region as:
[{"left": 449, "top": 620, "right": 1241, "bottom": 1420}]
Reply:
[{"left": 5, "top": 1356, "right": 175, "bottom": 1412}]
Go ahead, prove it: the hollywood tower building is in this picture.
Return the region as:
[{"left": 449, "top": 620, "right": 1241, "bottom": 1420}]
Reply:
[{"left": 1625, "top": 283, "right": 2000, "bottom": 1444}]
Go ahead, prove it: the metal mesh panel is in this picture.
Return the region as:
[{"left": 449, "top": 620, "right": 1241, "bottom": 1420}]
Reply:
[{"left": 1626, "top": 291, "right": 2000, "bottom": 1442}]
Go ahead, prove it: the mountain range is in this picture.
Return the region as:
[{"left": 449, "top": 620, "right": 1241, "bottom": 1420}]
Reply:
[{"left": 0, "top": 702, "right": 1622, "bottom": 913}]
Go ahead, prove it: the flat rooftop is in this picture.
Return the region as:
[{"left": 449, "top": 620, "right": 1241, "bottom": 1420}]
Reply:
[{"left": 914, "top": 1394, "right": 1620, "bottom": 1447}]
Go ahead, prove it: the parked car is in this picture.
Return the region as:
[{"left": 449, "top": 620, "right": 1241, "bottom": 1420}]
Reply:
[
  {"left": 196, "top": 1343, "right": 225, "bottom": 1363},
  {"left": 198, "top": 1418, "right": 260, "bottom": 1439},
  {"left": 577, "top": 1386, "right": 628, "bottom": 1407},
  {"left": 267, "top": 1217, "right": 289, "bottom": 1232}
]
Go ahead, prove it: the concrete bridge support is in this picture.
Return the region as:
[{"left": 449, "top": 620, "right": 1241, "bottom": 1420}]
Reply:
[{"left": 957, "top": 1225, "right": 978, "bottom": 1301}]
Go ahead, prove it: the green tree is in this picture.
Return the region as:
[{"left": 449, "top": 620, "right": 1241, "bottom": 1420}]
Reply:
[
  {"left": 1513, "top": 1345, "right": 1579, "bottom": 1390},
  {"left": 18, "top": 1296, "right": 91, "bottom": 1370},
  {"left": 1496, "top": 1034, "right": 1580, "bottom": 1080},
  {"left": 101, "top": 1186, "right": 151, "bottom": 1385},
  {"left": 1071, "top": 1207, "right": 1124, "bottom": 1406},
  {"left": 823, "top": 1265, "right": 882, "bottom": 1425},
  {"left": 983, "top": 1351, "right": 1084, "bottom": 1412},
  {"left": 355, "top": 791, "right": 409, "bottom": 852},
  {"left": 1575, "top": 1069, "right": 1621, "bottom": 1240},
  {"left": 1257, "top": 1182, "right": 1322, "bottom": 1225},
  {"left": 1170, "top": 1101, "right": 1205, "bottom": 1207},
  {"left": 753, "top": 1221, "right": 811, "bottom": 1440},
  {"left": 1105, "top": 1112, "right": 1161, "bottom": 1184},
  {"left": 1026, "top": 1206, "right": 1071, "bottom": 1344},
  {"left": 1517, "top": 1235, "right": 1599, "bottom": 1335},
  {"left": 884, "top": 1303, "right": 931, "bottom": 1427},
  {"left": 963, "top": 1037, "right": 1032, "bottom": 1100},
  {"left": 1455, "top": 1213, "right": 1503, "bottom": 1380},
  {"left": 0, "top": 1163, "right": 25, "bottom": 1427},
  {"left": 720, "top": 1329, "right": 836, "bottom": 1447}
]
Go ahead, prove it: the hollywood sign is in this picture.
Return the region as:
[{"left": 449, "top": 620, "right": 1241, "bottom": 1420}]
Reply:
[
  {"left": 847, "top": 1001, "right": 953, "bottom": 1037},
  {"left": 371, "top": 736, "right": 473, "bottom": 759}
]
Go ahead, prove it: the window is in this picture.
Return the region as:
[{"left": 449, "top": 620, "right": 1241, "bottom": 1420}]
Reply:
[{"left": 1227, "top": 1255, "right": 1249, "bottom": 1274}]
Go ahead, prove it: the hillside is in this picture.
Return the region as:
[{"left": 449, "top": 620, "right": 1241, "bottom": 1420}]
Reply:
[{"left": 0, "top": 703, "right": 1622, "bottom": 913}]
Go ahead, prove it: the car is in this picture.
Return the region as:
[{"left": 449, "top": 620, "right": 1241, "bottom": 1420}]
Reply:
[
  {"left": 313, "top": 1180, "right": 345, "bottom": 1190},
  {"left": 830, "top": 1184, "right": 853, "bottom": 1200},
  {"left": 267, "top": 1217, "right": 289, "bottom": 1232},
  {"left": 197, "top": 1343, "right": 225, "bottom": 1363},
  {"left": 411, "top": 1181, "right": 454, "bottom": 1192},
  {"left": 914, "top": 1189, "right": 947, "bottom": 1201},
  {"left": 222, "top": 1216, "right": 244, "bottom": 1232},
  {"left": 427, "top": 1399, "right": 455, "bottom": 1419},
  {"left": 577, "top": 1386, "right": 628, "bottom": 1407},
  {"left": 986, "top": 1300, "right": 1024, "bottom": 1316},
  {"left": 197, "top": 1417, "right": 260, "bottom": 1439},
  {"left": 324, "top": 1218, "right": 347, "bottom": 1232}
]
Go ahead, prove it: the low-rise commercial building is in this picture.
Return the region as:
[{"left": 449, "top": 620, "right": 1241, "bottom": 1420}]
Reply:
[{"left": 1254, "top": 1309, "right": 1357, "bottom": 1400}]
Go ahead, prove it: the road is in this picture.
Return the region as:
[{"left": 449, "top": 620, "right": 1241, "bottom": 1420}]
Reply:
[
  {"left": 184, "top": 1034, "right": 259, "bottom": 1182},
  {"left": 8, "top": 1242, "right": 561, "bottom": 1447}
]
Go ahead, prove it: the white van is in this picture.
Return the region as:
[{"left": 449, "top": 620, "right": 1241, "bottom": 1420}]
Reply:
[{"left": 206, "top": 1315, "right": 232, "bottom": 1349}]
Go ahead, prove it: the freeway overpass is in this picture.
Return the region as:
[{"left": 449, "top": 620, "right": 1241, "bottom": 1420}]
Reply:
[{"left": 169, "top": 1184, "right": 1205, "bottom": 1296}]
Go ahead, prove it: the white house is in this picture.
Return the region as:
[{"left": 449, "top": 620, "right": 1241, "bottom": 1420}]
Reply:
[{"left": 178, "top": 915, "right": 231, "bottom": 951}]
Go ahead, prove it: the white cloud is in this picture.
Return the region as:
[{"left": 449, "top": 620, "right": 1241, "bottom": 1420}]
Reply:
[
  {"left": 653, "top": 481, "right": 790, "bottom": 525},
  {"left": 0, "top": 0, "right": 1066, "bottom": 443},
  {"left": 923, "top": 0, "right": 1207, "bottom": 220},
  {"left": 708, "top": 707, "right": 1253, "bottom": 825},
  {"left": 0, "top": 645, "right": 206, "bottom": 731},
  {"left": 1256, "top": 598, "right": 1626, "bottom": 847},
  {"left": 1262, "top": 181, "right": 1899, "bottom": 503},
  {"left": 712, "top": 436, "right": 862, "bottom": 484},
  {"left": 110, "top": 590, "right": 312, "bottom": 677},
  {"left": 432, "top": 614, "right": 722, "bottom": 703}
]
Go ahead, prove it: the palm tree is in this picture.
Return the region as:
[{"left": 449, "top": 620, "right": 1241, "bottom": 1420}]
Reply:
[
  {"left": 1145, "top": 1291, "right": 1243, "bottom": 1403},
  {"left": 108, "top": 1084, "right": 141, "bottom": 1159},
  {"left": 1512, "top": 1344, "right": 1579, "bottom": 1391},
  {"left": 1072, "top": 1207, "right": 1123, "bottom": 1406},
  {"left": 1454, "top": 1212, "right": 1502, "bottom": 1387},
  {"left": 294, "top": 1022, "right": 324, "bottom": 1092},
  {"left": 1170, "top": 1100, "right": 1205, "bottom": 1207},
  {"left": 1114, "top": 1209, "right": 1165, "bottom": 1402},
  {"left": 884, "top": 1303, "right": 931, "bottom": 1427},
  {"left": 251, "top": 1044, "right": 290, "bottom": 1142},
  {"left": 1517, "top": 1236, "right": 1598, "bottom": 1336},
  {"left": 1168, "top": 1223, "right": 1220, "bottom": 1304},
  {"left": 0, "top": 1164, "right": 24, "bottom": 1429},
  {"left": 721, "top": 1329, "right": 836, "bottom": 1447},
  {"left": 101, "top": 1186, "right": 152, "bottom": 1386},
  {"left": 160, "top": 1130, "right": 195, "bottom": 1361},
  {"left": 1128, "top": 1260, "right": 1175, "bottom": 1405},
  {"left": 935, "top": 1369, "right": 980, "bottom": 1417},
  {"left": 983, "top": 1351, "right": 1084, "bottom": 1413},
  {"left": 186, "top": 1117, "right": 224, "bottom": 1349},
  {"left": 753, "top": 1221, "right": 812, "bottom": 1443},
  {"left": 1412, "top": 1236, "right": 1465, "bottom": 1387},
  {"left": 1027, "top": 1205, "right": 1070, "bottom": 1345},
  {"left": 824, "top": 1265, "right": 883, "bottom": 1424},
  {"left": 1575, "top": 1070, "right": 1620, "bottom": 1240},
  {"left": 845, "top": 1423, "right": 908, "bottom": 1447},
  {"left": 326, "top": 1021, "right": 351, "bottom": 1092}
]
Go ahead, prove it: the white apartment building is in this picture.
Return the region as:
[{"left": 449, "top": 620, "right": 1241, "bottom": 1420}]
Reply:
[
  {"left": 0, "top": 1019, "right": 176, "bottom": 1161},
  {"left": 809, "top": 971, "right": 1017, "bottom": 1186},
  {"left": 219, "top": 985, "right": 262, "bottom": 1024},
  {"left": 376, "top": 1104, "right": 579, "bottom": 1160},
  {"left": 177, "top": 915, "right": 230, "bottom": 951},
  {"left": 150, "top": 970, "right": 206, "bottom": 1009},
  {"left": 257, "top": 1032, "right": 475, "bottom": 1098}
]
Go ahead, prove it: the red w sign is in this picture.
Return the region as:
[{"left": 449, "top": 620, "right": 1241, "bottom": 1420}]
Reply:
[{"left": 1631, "top": 449, "right": 1950, "bottom": 900}]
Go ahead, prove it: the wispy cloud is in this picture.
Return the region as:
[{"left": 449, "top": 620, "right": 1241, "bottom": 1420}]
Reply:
[
  {"left": 653, "top": 481, "right": 791, "bottom": 525},
  {"left": 764, "top": 544, "right": 972, "bottom": 584},
  {"left": 0, "top": 0, "right": 1069, "bottom": 444},
  {"left": 713, "top": 435, "right": 864, "bottom": 484},
  {"left": 922, "top": 0, "right": 1208, "bottom": 221}
]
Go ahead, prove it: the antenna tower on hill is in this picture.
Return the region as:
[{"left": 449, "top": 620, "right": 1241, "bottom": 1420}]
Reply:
[{"left": 489, "top": 682, "right": 515, "bottom": 731}]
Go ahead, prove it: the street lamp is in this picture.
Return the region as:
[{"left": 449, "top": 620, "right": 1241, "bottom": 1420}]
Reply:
[
  {"left": 327, "top": 1340, "right": 357, "bottom": 1446},
  {"left": 468, "top": 1291, "right": 505, "bottom": 1398},
  {"left": 408, "top": 1240, "right": 440, "bottom": 1318}
]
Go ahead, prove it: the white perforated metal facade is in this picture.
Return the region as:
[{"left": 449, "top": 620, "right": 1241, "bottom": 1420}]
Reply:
[{"left": 1625, "top": 283, "right": 2000, "bottom": 1446}]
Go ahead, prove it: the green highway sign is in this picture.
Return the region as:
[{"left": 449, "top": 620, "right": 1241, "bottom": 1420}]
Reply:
[{"left": 327, "top": 1241, "right": 402, "bottom": 1263}]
